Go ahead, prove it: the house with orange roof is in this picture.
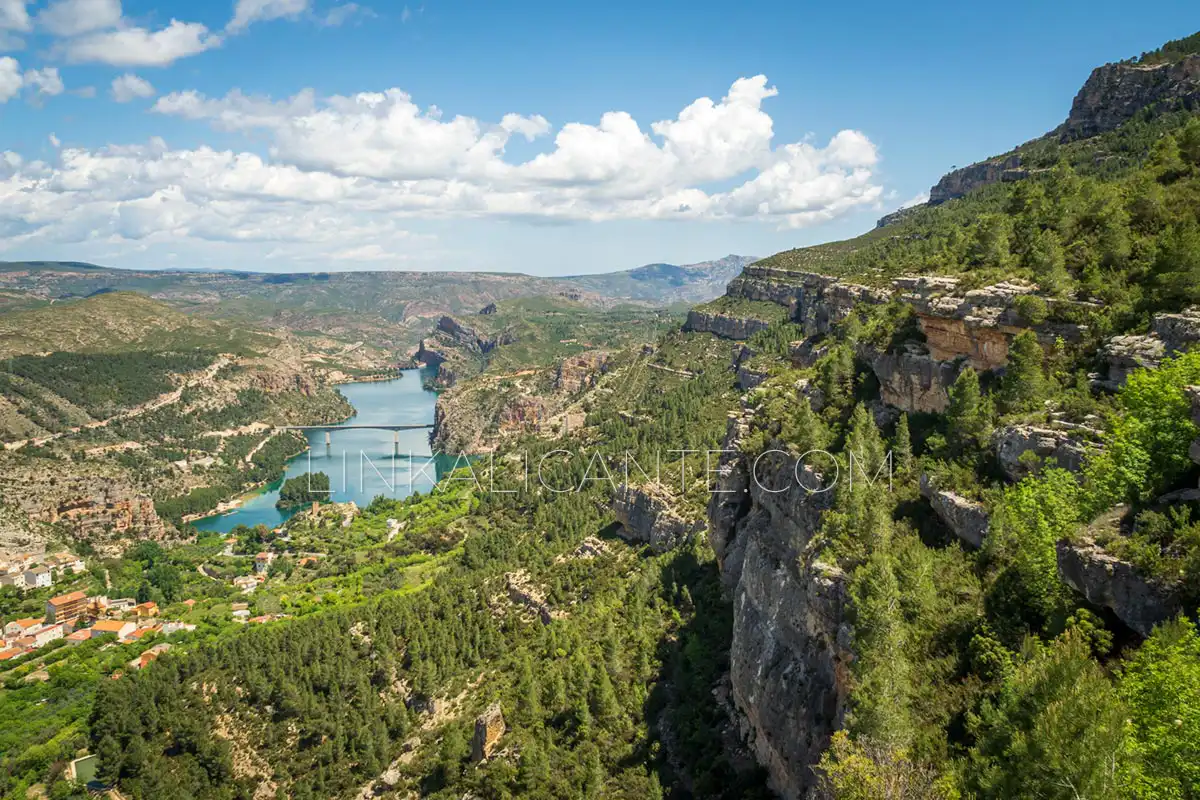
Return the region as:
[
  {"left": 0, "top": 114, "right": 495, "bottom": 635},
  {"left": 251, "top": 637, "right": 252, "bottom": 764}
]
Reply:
[
  {"left": 125, "top": 625, "right": 161, "bottom": 643},
  {"left": 4, "top": 618, "right": 42, "bottom": 638},
  {"left": 0, "top": 647, "right": 22, "bottom": 661},
  {"left": 46, "top": 590, "right": 88, "bottom": 624},
  {"left": 65, "top": 629, "right": 93, "bottom": 643},
  {"left": 90, "top": 619, "right": 135, "bottom": 640},
  {"left": 133, "top": 601, "right": 159, "bottom": 621}
]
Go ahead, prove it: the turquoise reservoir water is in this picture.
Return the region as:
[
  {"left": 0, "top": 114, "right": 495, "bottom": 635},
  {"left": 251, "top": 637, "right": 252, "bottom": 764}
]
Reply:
[{"left": 193, "top": 369, "right": 443, "bottom": 533}]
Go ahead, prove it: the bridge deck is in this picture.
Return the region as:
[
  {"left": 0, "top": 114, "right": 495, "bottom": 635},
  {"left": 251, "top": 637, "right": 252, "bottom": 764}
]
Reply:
[{"left": 279, "top": 424, "right": 435, "bottom": 431}]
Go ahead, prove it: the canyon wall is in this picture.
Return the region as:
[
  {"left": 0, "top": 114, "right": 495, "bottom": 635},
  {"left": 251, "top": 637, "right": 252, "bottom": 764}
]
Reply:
[{"left": 707, "top": 425, "right": 851, "bottom": 799}]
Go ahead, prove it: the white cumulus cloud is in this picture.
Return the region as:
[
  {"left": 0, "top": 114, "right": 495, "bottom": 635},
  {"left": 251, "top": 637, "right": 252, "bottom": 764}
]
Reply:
[
  {"left": 23, "top": 65, "right": 63, "bottom": 96},
  {"left": 228, "top": 0, "right": 309, "bottom": 32},
  {"left": 0, "top": 54, "right": 20, "bottom": 100},
  {"left": 0, "top": 0, "right": 29, "bottom": 31},
  {"left": 64, "top": 19, "right": 221, "bottom": 66},
  {"left": 0, "top": 76, "right": 884, "bottom": 267},
  {"left": 110, "top": 72, "right": 154, "bottom": 102},
  {"left": 37, "top": 0, "right": 122, "bottom": 37}
]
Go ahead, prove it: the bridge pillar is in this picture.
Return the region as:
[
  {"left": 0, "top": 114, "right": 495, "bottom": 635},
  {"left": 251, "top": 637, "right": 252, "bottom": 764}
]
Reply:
[
  {"left": 393, "top": 430, "right": 400, "bottom": 457},
  {"left": 324, "top": 431, "right": 331, "bottom": 447}
]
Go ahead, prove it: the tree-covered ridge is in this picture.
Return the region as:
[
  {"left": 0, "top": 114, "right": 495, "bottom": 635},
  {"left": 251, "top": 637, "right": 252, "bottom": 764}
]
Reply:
[
  {"left": 753, "top": 108, "right": 1200, "bottom": 330},
  {"left": 1135, "top": 30, "right": 1200, "bottom": 65}
]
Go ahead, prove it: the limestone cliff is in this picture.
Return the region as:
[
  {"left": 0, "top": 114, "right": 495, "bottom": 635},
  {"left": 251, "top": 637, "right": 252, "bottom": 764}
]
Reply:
[
  {"left": 928, "top": 155, "right": 1028, "bottom": 205},
  {"left": 919, "top": 473, "right": 989, "bottom": 549},
  {"left": 683, "top": 310, "right": 772, "bottom": 341},
  {"left": 707, "top": 426, "right": 851, "bottom": 799},
  {"left": 1058, "top": 55, "right": 1200, "bottom": 141},
  {"left": 611, "top": 483, "right": 702, "bottom": 552}
]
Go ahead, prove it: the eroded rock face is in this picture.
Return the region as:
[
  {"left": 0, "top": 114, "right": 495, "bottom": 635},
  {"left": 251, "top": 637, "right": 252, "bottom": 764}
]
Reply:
[
  {"left": 471, "top": 702, "right": 506, "bottom": 762},
  {"left": 737, "top": 365, "right": 769, "bottom": 391},
  {"left": 726, "top": 266, "right": 889, "bottom": 337},
  {"left": 1058, "top": 55, "right": 1200, "bottom": 141},
  {"left": 1056, "top": 539, "right": 1182, "bottom": 637},
  {"left": 994, "top": 425, "right": 1092, "bottom": 482},
  {"left": 865, "top": 345, "right": 961, "bottom": 413},
  {"left": 612, "top": 483, "right": 702, "bottom": 552},
  {"left": 928, "top": 154, "right": 1027, "bottom": 205},
  {"left": 1102, "top": 334, "right": 1166, "bottom": 388},
  {"left": 708, "top": 413, "right": 753, "bottom": 590},
  {"left": 707, "top": 438, "right": 851, "bottom": 799},
  {"left": 1101, "top": 309, "right": 1200, "bottom": 388},
  {"left": 555, "top": 352, "right": 609, "bottom": 394},
  {"left": 919, "top": 474, "right": 989, "bottom": 549},
  {"left": 683, "top": 310, "right": 772, "bottom": 341}
]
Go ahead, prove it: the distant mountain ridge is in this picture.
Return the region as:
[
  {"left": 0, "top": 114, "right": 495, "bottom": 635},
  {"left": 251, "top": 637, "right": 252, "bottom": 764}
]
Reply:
[{"left": 0, "top": 254, "right": 755, "bottom": 351}]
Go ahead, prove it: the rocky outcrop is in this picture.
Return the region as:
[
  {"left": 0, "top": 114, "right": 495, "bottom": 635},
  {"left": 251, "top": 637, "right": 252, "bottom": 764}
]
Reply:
[
  {"left": 919, "top": 473, "right": 989, "bottom": 548},
  {"left": 471, "top": 702, "right": 506, "bottom": 762},
  {"left": 554, "top": 352, "right": 609, "bottom": 394},
  {"left": 897, "top": 277, "right": 1089, "bottom": 370},
  {"left": 994, "top": 424, "right": 1093, "bottom": 482},
  {"left": 737, "top": 365, "right": 769, "bottom": 391},
  {"left": 707, "top": 429, "right": 851, "bottom": 799},
  {"left": 684, "top": 310, "right": 772, "bottom": 341},
  {"left": 1056, "top": 539, "right": 1182, "bottom": 637},
  {"left": 723, "top": 269, "right": 1087, "bottom": 385},
  {"left": 1101, "top": 334, "right": 1166, "bottom": 388},
  {"left": 726, "top": 266, "right": 889, "bottom": 337},
  {"left": 612, "top": 483, "right": 702, "bottom": 552},
  {"left": 928, "top": 154, "right": 1028, "bottom": 205},
  {"left": 1058, "top": 55, "right": 1200, "bottom": 142},
  {"left": 865, "top": 344, "right": 961, "bottom": 413},
  {"left": 1100, "top": 307, "right": 1200, "bottom": 387}
]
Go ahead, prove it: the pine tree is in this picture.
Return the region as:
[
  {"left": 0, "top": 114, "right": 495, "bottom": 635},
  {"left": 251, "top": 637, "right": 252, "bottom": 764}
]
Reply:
[
  {"left": 893, "top": 413, "right": 913, "bottom": 475},
  {"left": 1026, "top": 228, "right": 1071, "bottom": 296},
  {"left": 845, "top": 403, "right": 887, "bottom": 484},
  {"left": 946, "top": 367, "right": 990, "bottom": 453},
  {"left": 1000, "top": 331, "right": 1047, "bottom": 413},
  {"left": 514, "top": 654, "right": 542, "bottom": 728},
  {"left": 848, "top": 515, "right": 912, "bottom": 750},
  {"left": 786, "top": 396, "right": 830, "bottom": 454}
]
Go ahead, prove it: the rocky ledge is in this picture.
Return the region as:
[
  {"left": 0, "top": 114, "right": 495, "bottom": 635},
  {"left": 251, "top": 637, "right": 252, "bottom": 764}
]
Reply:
[
  {"left": 611, "top": 483, "right": 702, "bottom": 552},
  {"left": 919, "top": 473, "right": 989, "bottom": 549},
  {"left": 994, "top": 424, "right": 1093, "bottom": 482},
  {"left": 1101, "top": 308, "right": 1200, "bottom": 388},
  {"left": 928, "top": 154, "right": 1028, "bottom": 205},
  {"left": 865, "top": 344, "right": 962, "bottom": 414},
  {"left": 1056, "top": 538, "right": 1182, "bottom": 637},
  {"left": 683, "top": 310, "right": 773, "bottom": 341}
]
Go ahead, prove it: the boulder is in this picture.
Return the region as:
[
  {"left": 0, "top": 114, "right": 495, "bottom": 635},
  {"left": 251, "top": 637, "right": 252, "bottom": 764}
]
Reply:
[
  {"left": 1056, "top": 539, "right": 1182, "bottom": 637},
  {"left": 919, "top": 474, "right": 989, "bottom": 549},
  {"left": 994, "top": 425, "right": 1091, "bottom": 482}
]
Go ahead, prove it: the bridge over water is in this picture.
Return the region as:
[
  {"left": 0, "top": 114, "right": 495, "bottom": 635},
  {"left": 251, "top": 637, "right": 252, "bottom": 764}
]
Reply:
[
  {"left": 277, "top": 423, "right": 435, "bottom": 449},
  {"left": 278, "top": 424, "right": 435, "bottom": 432}
]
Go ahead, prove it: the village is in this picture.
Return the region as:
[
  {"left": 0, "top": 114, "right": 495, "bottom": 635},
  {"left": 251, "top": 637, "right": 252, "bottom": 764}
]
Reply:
[{"left": 0, "top": 533, "right": 313, "bottom": 668}]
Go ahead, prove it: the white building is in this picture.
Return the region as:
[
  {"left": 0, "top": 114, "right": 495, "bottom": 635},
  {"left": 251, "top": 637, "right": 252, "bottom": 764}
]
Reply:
[
  {"left": 31, "top": 623, "right": 64, "bottom": 648},
  {"left": 23, "top": 567, "right": 52, "bottom": 590}
]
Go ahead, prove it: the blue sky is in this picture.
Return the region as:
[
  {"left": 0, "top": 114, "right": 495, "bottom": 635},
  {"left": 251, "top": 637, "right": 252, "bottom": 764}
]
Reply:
[{"left": 0, "top": 0, "right": 1195, "bottom": 275}]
